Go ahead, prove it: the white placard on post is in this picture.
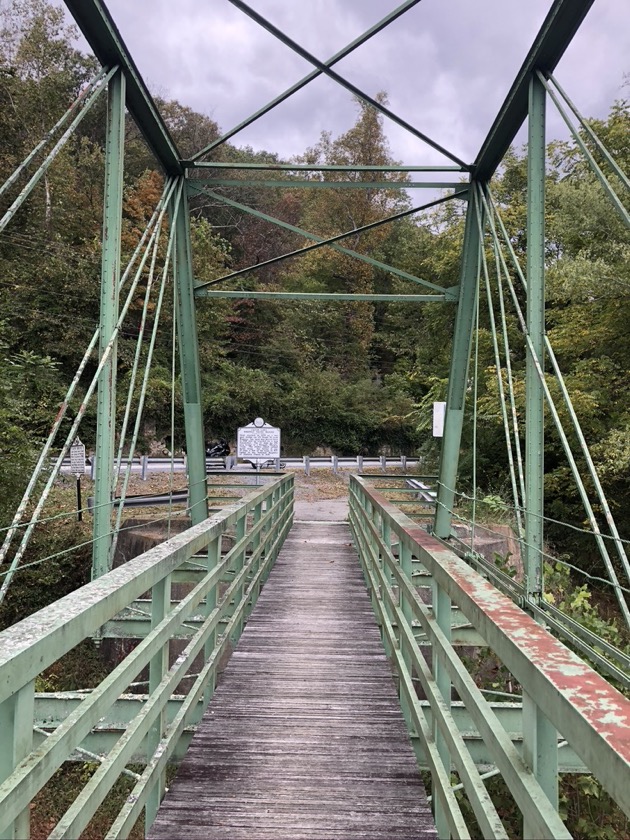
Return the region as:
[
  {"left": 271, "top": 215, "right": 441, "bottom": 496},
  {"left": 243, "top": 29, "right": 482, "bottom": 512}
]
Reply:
[
  {"left": 237, "top": 418, "right": 281, "bottom": 464},
  {"left": 70, "top": 437, "right": 86, "bottom": 476},
  {"left": 432, "top": 402, "right": 446, "bottom": 437}
]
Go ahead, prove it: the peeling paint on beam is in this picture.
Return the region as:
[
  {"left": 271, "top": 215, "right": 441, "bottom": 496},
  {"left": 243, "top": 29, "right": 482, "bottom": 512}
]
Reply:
[{"left": 356, "top": 478, "right": 630, "bottom": 816}]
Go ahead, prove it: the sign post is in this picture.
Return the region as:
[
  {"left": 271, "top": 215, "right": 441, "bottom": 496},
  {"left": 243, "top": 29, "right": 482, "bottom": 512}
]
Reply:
[
  {"left": 237, "top": 418, "right": 281, "bottom": 485},
  {"left": 70, "top": 437, "right": 86, "bottom": 521}
]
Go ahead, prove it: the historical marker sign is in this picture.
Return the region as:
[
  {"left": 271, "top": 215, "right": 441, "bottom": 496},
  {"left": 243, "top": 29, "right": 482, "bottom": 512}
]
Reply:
[
  {"left": 70, "top": 436, "right": 86, "bottom": 476},
  {"left": 237, "top": 417, "right": 281, "bottom": 464}
]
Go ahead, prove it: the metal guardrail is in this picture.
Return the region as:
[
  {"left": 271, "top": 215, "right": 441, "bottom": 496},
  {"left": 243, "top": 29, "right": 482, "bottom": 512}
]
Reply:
[
  {"left": 0, "top": 475, "right": 294, "bottom": 839},
  {"left": 58, "top": 454, "right": 421, "bottom": 477},
  {"left": 348, "top": 475, "right": 630, "bottom": 839}
]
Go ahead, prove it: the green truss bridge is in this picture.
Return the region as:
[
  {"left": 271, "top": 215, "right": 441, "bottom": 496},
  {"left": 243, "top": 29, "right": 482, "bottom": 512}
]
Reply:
[{"left": 1, "top": 1, "right": 630, "bottom": 838}]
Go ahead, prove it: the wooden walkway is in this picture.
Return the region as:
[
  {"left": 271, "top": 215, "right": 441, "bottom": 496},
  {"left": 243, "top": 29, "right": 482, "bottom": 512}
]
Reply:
[{"left": 149, "top": 521, "right": 436, "bottom": 840}]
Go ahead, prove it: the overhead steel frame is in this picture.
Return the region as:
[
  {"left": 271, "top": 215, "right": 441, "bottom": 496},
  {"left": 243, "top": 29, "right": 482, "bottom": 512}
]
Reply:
[
  {"left": 65, "top": 0, "right": 596, "bottom": 593},
  {"left": 0, "top": 0, "right": 614, "bottom": 835}
]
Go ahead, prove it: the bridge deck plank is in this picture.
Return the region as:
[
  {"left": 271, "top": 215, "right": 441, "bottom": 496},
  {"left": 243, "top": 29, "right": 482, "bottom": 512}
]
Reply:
[{"left": 149, "top": 522, "right": 435, "bottom": 840}]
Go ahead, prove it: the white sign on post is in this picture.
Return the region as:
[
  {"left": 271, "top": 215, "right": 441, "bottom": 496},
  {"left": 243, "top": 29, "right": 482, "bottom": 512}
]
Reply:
[
  {"left": 237, "top": 417, "right": 281, "bottom": 464},
  {"left": 432, "top": 402, "right": 446, "bottom": 437},
  {"left": 70, "top": 436, "right": 86, "bottom": 476}
]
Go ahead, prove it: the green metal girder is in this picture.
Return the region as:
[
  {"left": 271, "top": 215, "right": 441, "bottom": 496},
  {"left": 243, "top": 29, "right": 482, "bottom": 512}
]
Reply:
[
  {"left": 190, "top": 185, "right": 462, "bottom": 294},
  {"left": 0, "top": 482, "right": 289, "bottom": 706},
  {"left": 32, "top": 694, "right": 588, "bottom": 773},
  {"left": 198, "top": 179, "right": 461, "bottom": 190},
  {"left": 173, "top": 184, "right": 208, "bottom": 526},
  {"left": 524, "top": 74, "right": 546, "bottom": 602},
  {"left": 474, "top": 0, "right": 595, "bottom": 181},
  {"left": 92, "top": 70, "right": 125, "bottom": 581},
  {"left": 225, "top": 0, "right": 469, "bottom": 169},
  {"left": 190, "top": 162, "right": 465, "bottom": 172},
  {"left": 196, "top": 291, "right": 448, "bottom": 303},
  {"left": 351, "top": 476, "right": 630, "bottom": 824},
  {"left": 188, "top": 0, "right": 426, "bottom": 162},
  {"left": 63, "top": 0, "right": 182, "bottom": 175},
  {"left": 434, "top": 189, "right": 482, "bottom": 538}
]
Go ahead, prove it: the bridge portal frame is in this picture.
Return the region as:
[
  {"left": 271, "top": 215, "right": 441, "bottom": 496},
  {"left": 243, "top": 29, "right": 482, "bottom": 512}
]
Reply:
[{"left": 1, "top": 0, "right": 629, "bottom": 835}]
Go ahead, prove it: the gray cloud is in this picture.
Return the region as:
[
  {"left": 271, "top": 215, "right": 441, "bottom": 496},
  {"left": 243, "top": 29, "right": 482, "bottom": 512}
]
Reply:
[{"left": 80, "top": 0, "right": 629, "bottom": 165}]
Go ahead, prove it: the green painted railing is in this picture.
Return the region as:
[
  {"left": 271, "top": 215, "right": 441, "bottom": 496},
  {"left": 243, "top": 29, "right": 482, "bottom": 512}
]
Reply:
[
  {"left": 349, "top": 475, "right": 630, "bottom": 840},
  {"left": 0, "top": 474, "right": 293, "bottom": 840}
]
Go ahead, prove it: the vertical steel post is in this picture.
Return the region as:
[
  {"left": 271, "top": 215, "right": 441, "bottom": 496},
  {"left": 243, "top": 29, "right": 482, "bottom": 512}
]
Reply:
[
  {"left": 174, "top": 184, "right": 208, "bottom": 526},
  {"left": 523, "top": 74, "right": 558, "bottom": 836},
  {"left": 203, "top": 535, "right": 222, "bottom": 709},
  {"left": 523, "top": 692, "right": 558, "bottom": 839},
  {"left": 399, "top": 543, "right": 414, "bottom": 730},
  {"left": 432, "top": 583, "right": 452, "bottom": 839},
  {"left": 92, "top": 69, "right": 125, "bottom": 580},
  {"left": 434, "top": 191, "right": 481, "bottom": 538},
  {"left": 231, "top": 514, "right": 248, "bottom": 643},
  {"left": 146, "top": 575, "right": 171, "bottom": 831},
  {"left": 0, "top": 682, "right": 35, "bottom": 838},
  {"left": 525, "top": 73, "right": 546, "bottom": 603}
]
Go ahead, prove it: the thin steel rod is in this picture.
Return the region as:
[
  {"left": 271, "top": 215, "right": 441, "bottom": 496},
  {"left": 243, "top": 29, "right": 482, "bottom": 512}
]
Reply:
[
  {"left": 33, "top": 727, "right": 141, "bottom": 782},
  {"left": 0, "top": 66, "right": 117, "bottom": 235},
  {"left": 491, "top": 230, "right": 527, "bottom": 512},
  {"left": 110, "top": 190, "right": 181, "bottom": 563},
  {"left": 537, "top": 72, "right": 629, "bottom": 229},
  {"left": 112, "top": 224, "right": 163, "bottom": 491},
  {"left": 189, "top": 0, "right": 428, "bottom": 162},
  {"left": 486, "top": 185, "right": 630, "bottom": 591},
  {"left": 191, "top": 185, "right": 466, "bottom": 293},
  {"left": 0, "top": 178, "right": 178, "bottom": 604},
  {"left": 222, "top": 0, "right": 468, "bottom": 168},
  {"left": 475, "top": 193, "right": 524, "bottom": 540},
  {"left": 111, "top": 220, "right": 166, "bottom": 551},
  {"left": 0, "top": 179, "right": 175, "bottom": 572},
  {"left": 546, "top": 73, "right": 630, "bottom": 193},
  {"left": 191, "top": 162, "right": 465, "bottom": 172},
  {"left": 0, "top": 67, "right": 109, "bottom": 202},
  {"left": 481, "top": 188, "right": 630, "bottom": 628}
]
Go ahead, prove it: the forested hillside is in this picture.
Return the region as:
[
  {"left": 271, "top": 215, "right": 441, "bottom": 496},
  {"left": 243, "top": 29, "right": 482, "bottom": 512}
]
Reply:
[{"left": 1, "top": 0, "right": 629, "bottom": 573}]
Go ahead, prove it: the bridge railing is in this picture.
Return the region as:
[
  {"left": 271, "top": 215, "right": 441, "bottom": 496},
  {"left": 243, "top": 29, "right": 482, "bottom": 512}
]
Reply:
[
  {"left": 349, "top": 475, "right": 630, "bottom": 840},
  {"left": 0, "top": 474, "right": 294, "bottom": 839}
]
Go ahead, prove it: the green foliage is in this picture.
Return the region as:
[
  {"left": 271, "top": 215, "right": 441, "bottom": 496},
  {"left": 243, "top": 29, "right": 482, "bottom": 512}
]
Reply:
[
  {"left": 0, "top": 503, "right": 92, "bottom": 630},
  {"left": 560, "top": 774, "right": 629, "bottom": 840},
  {"left": 543, "top": 561, "right": 628, "bottom": 657}
]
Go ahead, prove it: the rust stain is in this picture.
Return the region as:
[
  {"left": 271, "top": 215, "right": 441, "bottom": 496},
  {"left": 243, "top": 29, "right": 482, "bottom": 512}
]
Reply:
[{"left": 358, "top": 481, "right": 630, "bottom": 763}]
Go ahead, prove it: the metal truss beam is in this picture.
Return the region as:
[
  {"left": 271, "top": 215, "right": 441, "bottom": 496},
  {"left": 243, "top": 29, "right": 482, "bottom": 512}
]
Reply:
[
  {"left": 197, "top": 179, "right": 460, "bottom": 190},
  {"left": 474, "top": 0, "right": 595, "bottom": 182},
  {"left": 190, "top": 185, "right": 466, "bottom": 294},
  {"left": 63, "top": 0, "right": 182, "bottom": 175},
  {"left": 190, "top": 163, "right": 465, "bottom": 172},
  {"left": 224, "top": 0, "right": 469, "bottom": 169},
  {"left": 32, "top": 694, "right": 588, "bottom": 773},
  {"left": 196, "top": 291, "right": 448, "bottom": 303},
  {"left": 189, "top": 0, "right": 425, "bottom": 162}
]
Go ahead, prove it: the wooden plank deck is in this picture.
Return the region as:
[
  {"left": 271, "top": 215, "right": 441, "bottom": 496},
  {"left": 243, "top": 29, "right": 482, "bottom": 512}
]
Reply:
[{"left": 149, "top": 521, "right": 436, "bottom": 840}]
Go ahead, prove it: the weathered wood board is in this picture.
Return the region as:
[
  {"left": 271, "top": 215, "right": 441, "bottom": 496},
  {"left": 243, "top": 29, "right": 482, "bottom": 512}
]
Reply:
[{"left": 149, "top": 522, "right": 436, "bottom": 839}]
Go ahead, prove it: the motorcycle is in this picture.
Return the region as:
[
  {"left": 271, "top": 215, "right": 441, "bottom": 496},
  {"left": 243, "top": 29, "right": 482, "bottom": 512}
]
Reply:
[{"left": 206, "top": 439, "right": 230, "bottom": 458}]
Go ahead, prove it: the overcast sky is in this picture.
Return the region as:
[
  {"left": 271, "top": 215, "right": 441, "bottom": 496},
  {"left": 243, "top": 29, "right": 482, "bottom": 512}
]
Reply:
[{"left": 75, "top": 0, "right": 628, "bottom": 167}]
